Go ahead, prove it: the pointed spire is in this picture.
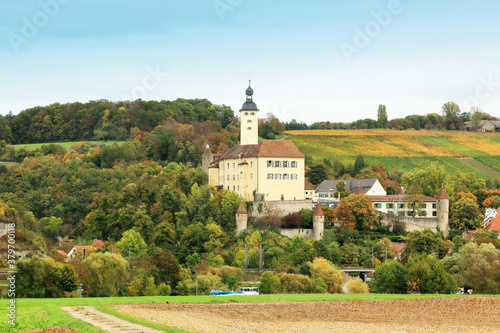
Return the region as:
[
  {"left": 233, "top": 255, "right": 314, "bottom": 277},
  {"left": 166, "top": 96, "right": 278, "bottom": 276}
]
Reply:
[
  {"left": 355, "top": 185, "right": 364, "bottom": 195},
  {"left": 203, "top": 144, "right": 211, "bottom": 155},
  {"left": 436, "top": 186, "right": 449, "bottom": 199},
  {"left": 236, "top": 200, "right": 247, "bottom": 214},
  {"left": 313, "top": 203, "right": 325, "bottom": 216}
]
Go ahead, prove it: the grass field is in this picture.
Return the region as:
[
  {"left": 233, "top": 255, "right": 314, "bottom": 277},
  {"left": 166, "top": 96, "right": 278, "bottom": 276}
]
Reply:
[
  {"left": 0, "top": 294, "right": 475, "bottom": 332},
  {"left": 12, "top": 141, "right": 125, "bottom": 151},
  {"left": 286, "top": 129, "right": 500, "bottom": 179}
]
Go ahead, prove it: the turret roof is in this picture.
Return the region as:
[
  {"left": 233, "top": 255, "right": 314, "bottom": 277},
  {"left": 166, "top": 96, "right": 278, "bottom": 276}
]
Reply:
[
  {"left": 313, "top": 203, "right": 325, "bottom": 216},
  {"left": 236, "top": 201, "right": 247, "bottom": 214},
  {"left": 436, "top": 186, "right": 449, "bottom": 199}
]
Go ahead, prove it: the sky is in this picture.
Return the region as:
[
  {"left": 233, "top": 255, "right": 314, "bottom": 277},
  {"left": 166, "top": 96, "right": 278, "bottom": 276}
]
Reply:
[{"left": 1, "top": 0, "right": 500, "bottom": 124}]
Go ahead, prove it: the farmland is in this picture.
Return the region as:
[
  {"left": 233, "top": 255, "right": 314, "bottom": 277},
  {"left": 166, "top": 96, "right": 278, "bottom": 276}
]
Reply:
[
  {"left": 3, "top": 295, "right": 497, "bottom": 333},
  {"left": 12, "top": 141, "right": 125, "bottom": 151},
  {"left": 286, "top": 129, "right": 500, "bottom": 179}
]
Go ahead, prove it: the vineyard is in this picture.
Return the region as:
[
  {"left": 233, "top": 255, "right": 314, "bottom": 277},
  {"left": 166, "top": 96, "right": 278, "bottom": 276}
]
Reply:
[{"left": 286, "top": 129, "right": 500, "bottom": 178}]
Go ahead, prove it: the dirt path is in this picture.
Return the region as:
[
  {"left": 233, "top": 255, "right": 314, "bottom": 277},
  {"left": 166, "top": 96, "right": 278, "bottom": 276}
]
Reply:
[
  {"left": 457, "top": 157, "right": 500, "bottom": 179},
  {"left": 114, "top": 297, "right": 500, "bottom": 333},
  {"left": 60, "top": 306, "right": 164, "bottom": 333}
]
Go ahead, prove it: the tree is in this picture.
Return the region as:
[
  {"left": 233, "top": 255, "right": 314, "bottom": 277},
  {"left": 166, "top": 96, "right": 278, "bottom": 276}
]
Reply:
[
  {"left": 259, "top": 271, "right": 281, "bottom": 294},
  {"left": 116, "top": 229, "right": 147, "bottom": 256},
  {"left": 400, "top": 230, "right": 450, "bottom": 263},
  {"left": 377, "top": 104, "right": 388, "bottom": 128},
  {"left": 401, "top": 162, "right": 446, "bottom": 197},
  {"left": 83, "top": 252, "right": 128, "bottom": 297},
  {"left": 441, "top": 102, "right": 461, "bottom": 119},
  {"left": 351, "top": 155, "right": 366, "bottom": 177},
  {"left": 309, "top": 257, "right": 344, "bottom": 293},
  {"left": 370, "top": 261, "right": 407, "bottom": 293},
  {"left": 333, "top": 181, "right": 350, "bottom": 200},
  {"left": 450, "top": 193, "right": 484, "bottom": 230},
  {"left": 306, "top": 164, "right": 327, "bottom": 186},
  {"left": 299, "top": 208, "right": 313, "bottom": 228},
  {"left": 405, "top": 253, "right": 456, "bottom": 294},
  {"left": 335, "top": 194, "right": 379, "bottom": 232},
  {"left": 346, "top": 278, "right": 369, "bottom": 293}
]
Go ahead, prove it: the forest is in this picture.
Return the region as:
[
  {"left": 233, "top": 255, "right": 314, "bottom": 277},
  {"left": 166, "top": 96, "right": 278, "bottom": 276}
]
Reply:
[{"left": 1, "top": 99, "right": 500, "bottom": 298}]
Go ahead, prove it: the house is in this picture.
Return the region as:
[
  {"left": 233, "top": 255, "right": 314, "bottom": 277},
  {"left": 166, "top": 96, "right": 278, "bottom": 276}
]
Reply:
[
  {"left": 370, "top": 194, "right": 439, "bottom": 218},
  {"left": 66, "top": 239, "right": 105, "bottom": 258},
  {"left": 305, "top": 182, "right": 316, "bottom": 201},
  {"left": 483, "top": 208, "right": 500, "bottom": 233},
  {"left": 315, "top": 178, "right": 386, "bottom": 208},
  {"left": 466, "top": 120, "right": 500, "bottom": 132},
  {"left": 205, "top": 83, "right": 308, "bottom": 203}
]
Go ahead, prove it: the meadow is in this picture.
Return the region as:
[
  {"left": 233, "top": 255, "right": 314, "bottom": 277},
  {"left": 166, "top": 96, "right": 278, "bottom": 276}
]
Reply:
[
  {"left": 12, "top": 141, "right": 125, "bottom": 151},
  {"left": 286, "top": 129, "right": 500, "bottom": 179},
  {"left": 0, "top": 294, "right": 472, "bottom": 332}
]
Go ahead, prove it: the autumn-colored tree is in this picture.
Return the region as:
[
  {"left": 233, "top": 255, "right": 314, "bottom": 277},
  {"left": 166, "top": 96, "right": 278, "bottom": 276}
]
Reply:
[
  {"left": 400, "top": 230, "right": 450, "bottom": 263},
  {"left": 346, "top": 278, "right": 369, "bottom": 294},
  {"left": 334, "top": 194, "right": 379, "bottom": 231},
  {"left": 83, "top": 252, "right": 129, "bottom": 297},
  {"left": 309, "top": 257, "right": 344, "bottom": 293},
  {"left": 333, "top": 181, "right": 350, "bottom": 199},
  {"left": 116, "top": 229, "right": 147, "bottom": 256}
]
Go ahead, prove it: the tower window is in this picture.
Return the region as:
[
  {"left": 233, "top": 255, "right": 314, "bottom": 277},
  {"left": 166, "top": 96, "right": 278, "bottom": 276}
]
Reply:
[
  {"left": 267, "top": 160, "right": 272, "bottom": 167},
  {"left": 247, "top": 127, "right": 252, "bottom": 130},
  {"left": 251, "top": 173, "right": 253, "bottom": 179},
  {"left": 227, "top": 163, "right": 229, "bottom": 168},
  {"left": 251, "top": 161, "right": 253, "bottom": 168},
  {"left": 275, "top": 161, "right": 281, "bottom": 168},
  {"left": 247, "top": 119, "right": 252, "bottom": 123},
  {"left": 227, "top": 175, "right": 229, "bottom": 181},
  {"left": 275, "top": 174, "right": 281, "bottom": 180},
  {"left": 233, "top": 175, "right": 235, "bottom": 181},
  {"left": 267, "top": 173, "right": 273, "bottom": 180},
  {"left": 291, "top": 161, "right": 297, "bottom": 168},
  {"left": 251, "top": 112, "right": 255, "bottom": 115},
  {"left": 283, "top": 174, "right": 289, "bottom": 180},
  {"left": 291, "top": 174, "right": 298, "bottom": 180},
  {"left": 233, "top": 163, "right": 235, "bottom": 168},
  {"left": 283, "top": 161, "right": 289, "bottom": 168},
  {"left": 245, "top": 112, "right": 249, "bottom": 115}
]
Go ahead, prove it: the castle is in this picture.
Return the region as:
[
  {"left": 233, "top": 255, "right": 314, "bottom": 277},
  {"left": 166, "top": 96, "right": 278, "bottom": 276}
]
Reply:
[{"left": 202, "top": 82, "right": 317, "bottom": 237}]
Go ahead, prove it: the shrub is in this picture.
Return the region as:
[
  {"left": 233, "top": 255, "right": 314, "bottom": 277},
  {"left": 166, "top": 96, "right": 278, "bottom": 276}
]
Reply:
[
  {"left": 259, "top": 271, "right": 281, "bottom": 294},
  {"left": 283, "top": 212, "right": 303, "bottom": 228},
  {"left": 280, "top": 273, "right": 326, "bottom": 294},
  {"left": 347, "top": 278, "right": 369, "bottom": 294}
]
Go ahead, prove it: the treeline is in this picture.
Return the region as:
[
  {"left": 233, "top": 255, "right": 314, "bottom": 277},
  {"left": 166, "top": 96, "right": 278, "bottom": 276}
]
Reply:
[
  {"left": 0, "top": 98, "right": 235, "bottom": 144},
  {"left": 285, "top": 102, "right": 498, "bottom": 131}
]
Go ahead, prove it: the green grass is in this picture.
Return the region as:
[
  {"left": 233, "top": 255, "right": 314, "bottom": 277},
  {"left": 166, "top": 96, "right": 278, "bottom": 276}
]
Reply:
[
  {"left": 0, "top": 293, "right": 491, "bottom": 332},
  {"left": 12, "top": 141, "right": 125, "bottom": 151}
]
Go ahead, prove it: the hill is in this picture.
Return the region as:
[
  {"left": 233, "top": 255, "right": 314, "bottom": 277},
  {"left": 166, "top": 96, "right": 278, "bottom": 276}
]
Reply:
[{"left": 286, "top": 129, "right": 500, "bottom": 180}]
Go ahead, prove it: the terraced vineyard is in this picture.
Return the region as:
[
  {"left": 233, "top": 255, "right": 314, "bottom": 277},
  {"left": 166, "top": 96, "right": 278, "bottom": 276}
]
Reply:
[{"left": 286, "top": 129, "right": 500, "bottom": 179}]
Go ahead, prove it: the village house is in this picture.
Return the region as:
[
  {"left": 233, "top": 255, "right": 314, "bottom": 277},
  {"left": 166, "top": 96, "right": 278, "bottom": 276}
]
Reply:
[{"left": 315, "top": 179, "right": 386, "bottom": 208}]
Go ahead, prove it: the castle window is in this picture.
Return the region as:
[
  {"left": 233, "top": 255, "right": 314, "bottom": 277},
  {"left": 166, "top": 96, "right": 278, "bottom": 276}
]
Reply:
[
  {"left": 398, "top": 203, "right": 405, "bottom": 209},
  {"left": 275, "top": 174, "right": 281, "bottom": 180},
  {"left": 247, "top": 127, "right": 252, "bottom": 130},
  {"left": 251, "top": 112, "right": 255, "bottom": 115},
  {"left": 283, "top": 174, "right": 289, "bottom": 180},
  {"left": 267, "top": 160, "right": 272, "bottom": 167},
  {"left": 386, "top": 203, "right": 394, "bottom": 209},
  {"left": 251, "top": 173, "right": 253, "bottom": 180},
  {"left": 233, "top": 186, "right": 235, "bottom": 191},
  {"left": 233, "top": 163, "right": 235, "bottom": 168},
  {"left": 247, "top": 119, "right": 252, "bottom": 123},
  {"left": 251, "top": 161, "right": 253, "bottom": 168},
  {"left": 432, "top": 211, "right": 437, "bottom": 216},
  {"left": 238, "top": 186, "right": 239, "bottom": 191},
  {"left": 227, "top": 163, "right": 229, "bottom": 168},
  {"left": 233, "top": 175, "right": 235, "bottom": 181},
  {"left": 275, "top": 161, "right": 281, "bottom": 168},
  {"left": 267, "top": 173, "right": 273, "bottom": 180},
  {"left": 283, "top": 161, "right": 289, "bottom": 168},
  {"left": 432, "top": 203, "right": 437, "bottom": 209},
  {"left": 291, "top": 161, "right": 297, "bottom": 168},
  {"left": 227, "top": 186, "right": 229, "bottom": 190},
  {"left": 245, "top": 112, "right": 249, "bottom": 115},
  {"left": 291, "top": 174, "right": 298, "bottom": 180}
]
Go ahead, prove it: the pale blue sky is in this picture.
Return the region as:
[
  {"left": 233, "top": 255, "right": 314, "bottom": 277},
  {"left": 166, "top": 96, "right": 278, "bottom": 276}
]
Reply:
[{"left": 1, "top": 0, "right": 499, "bottom": 123}]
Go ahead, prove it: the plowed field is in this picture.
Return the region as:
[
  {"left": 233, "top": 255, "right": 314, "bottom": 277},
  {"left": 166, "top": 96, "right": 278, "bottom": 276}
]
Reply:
[{"left": 114, "top": 296, "right": 500, "bottom": 333}]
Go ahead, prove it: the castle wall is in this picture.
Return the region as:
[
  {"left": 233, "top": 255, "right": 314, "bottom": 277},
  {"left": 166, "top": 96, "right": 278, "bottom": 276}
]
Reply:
[
  {"left": 380, "top": 213, "right": 442, "bottom": 233},
  {"left": 279, "top": 228, "right": 314, "bottom": 240},
  {"left": 249, "top": 199, "right": 313, "bottom": 218}
]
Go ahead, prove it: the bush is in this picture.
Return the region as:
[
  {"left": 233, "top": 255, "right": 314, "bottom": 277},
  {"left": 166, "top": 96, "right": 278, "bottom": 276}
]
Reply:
[
  {"left": 347, "top": 278, "right": 369, "bottom": 294},
  {"left": 280, "top": 273, "right": 326, "bottom": 294},
  {"left": 370, "top": 261, "right": 407, "bottom": 294},
  {"left": 259, "top": 271, "right": 281, "bottom": 294},
  {"left": 309, "top": 257, "right": 344, "bottom": 293},
  {"left": 159, "top": 283, "right": 171, "bottom": 296},
  {"left": 283, "top": 212, "right": 303, "bottom": 228}
]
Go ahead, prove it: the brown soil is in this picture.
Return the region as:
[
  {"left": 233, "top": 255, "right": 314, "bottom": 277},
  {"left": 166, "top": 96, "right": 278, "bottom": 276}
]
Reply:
[
  {"left": 114, "top": 296, "right": 500, "bottom": 333},
  {"left": 24, "top": 328, "right": 76, "bottom": 333}
]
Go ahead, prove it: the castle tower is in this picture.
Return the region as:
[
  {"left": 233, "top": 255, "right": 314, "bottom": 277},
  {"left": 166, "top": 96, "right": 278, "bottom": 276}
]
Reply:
[
  {"left": 436, "top": 186, "right": 449, "bottom": 237},
  {"left": 235, "top": 201, "right": 248, "bottom": 235},
  {"left": 239, "top": 81, "right": 259, "bottom": 146},
  {"left": 202, "top": 144, "right": 213, "bottom": 173},
  {"left": 312, "top": 204, "right": 325, "bottom": 241}
]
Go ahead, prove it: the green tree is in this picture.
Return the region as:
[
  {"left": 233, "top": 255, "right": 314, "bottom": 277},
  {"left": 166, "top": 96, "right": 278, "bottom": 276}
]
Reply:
[
  {"left": 259, "top": 271, "right": 282, "bottom": 294},
  {"left": 402, "top": 162, "right": 447, "bottom": 197},
  {"left": 309, "top": 257, "right": 344, "bottom": 293},
  {"left": 377, "top": 104, "right": 388, "bottom": 128},
  {"left": 334, "top": 181, "right": 350, "bottom": 200},
  {"left": 306, "top": 164, "right": 327, "bottom": 186},
  {"left": 400, "top": 230, "right": 450, "bottom": 263},
  {"left": 351, "top": 155, "right": 366, "bottom": 177},
  {"left": 370, "top": 261, "right": 407, "bottom": 293},
  {"left": 450, "top": 194, "right": 484, "bottom": 230},
  {"left": 116, "top": 229, "right": 147, "bottom": 256},
  {"left": 83, "top": 252, "right": 128, "bottom": 297},
  {"left": 405, "top": 253, "right": 457, "bottom": 294}
]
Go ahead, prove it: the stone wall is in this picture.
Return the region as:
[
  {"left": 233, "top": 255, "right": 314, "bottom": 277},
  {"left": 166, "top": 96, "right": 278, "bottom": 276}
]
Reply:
[
  {"left": 249, "top": 199, "right": 313, "bottom": 218},
  {"left": 380, "top": 213, "right": 441, "bottom": 233},
  {"left": 279, "top": 228, "right": 314, "bottom": 241}
]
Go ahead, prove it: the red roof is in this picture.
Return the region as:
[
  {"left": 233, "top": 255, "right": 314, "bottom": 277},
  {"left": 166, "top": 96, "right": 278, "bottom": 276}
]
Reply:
[
  {"left": 485, "top": 209, "right": 500, "bottom": 231},
  {"left": 236, "top": 201, "right": 247, "bottom": 214},
  {"left": 370, "top": 195, "right": 436, "bottom": 202},
  {"left": 218, "top": 140, "right": 304, "bottom": 160},
  {"left": 92, "top": 239, "right": 105, "bottom": 248},
  {"left": 355, "top": 186, "right": 364, "bottom": 195},
  {"left": 391, "top": 244, "right": 405, "bottom": 254},
  {"left": 57, "top": 250, "right": 67, "bottom": 256},
  {"left": 203, "top": 145, "right": 212, "bottom": 155},
  {"left": 313, "top": 204, "right": 325, "bottom": 216},
  {"left": 436, "top": 186, "right": 449, "bottom": 199}
]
